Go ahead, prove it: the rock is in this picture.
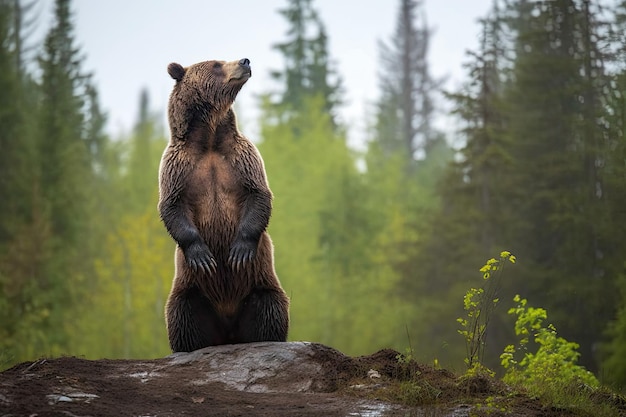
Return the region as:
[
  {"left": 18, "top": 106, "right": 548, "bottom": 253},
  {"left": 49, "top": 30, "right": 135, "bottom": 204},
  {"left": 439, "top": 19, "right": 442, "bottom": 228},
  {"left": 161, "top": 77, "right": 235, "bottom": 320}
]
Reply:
[
  {"left": 0, "top": 342, "right": 363, "bottom": 416},
  {"left": 165, "top": 341, "right": 344, "bottom": 393}
]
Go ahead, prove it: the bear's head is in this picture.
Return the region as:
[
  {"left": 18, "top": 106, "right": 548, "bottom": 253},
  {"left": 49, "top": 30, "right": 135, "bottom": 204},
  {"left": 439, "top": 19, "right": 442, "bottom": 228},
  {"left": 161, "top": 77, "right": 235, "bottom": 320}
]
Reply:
[{"left": 167, "top": 58, "right": 252, "bottom": 133}]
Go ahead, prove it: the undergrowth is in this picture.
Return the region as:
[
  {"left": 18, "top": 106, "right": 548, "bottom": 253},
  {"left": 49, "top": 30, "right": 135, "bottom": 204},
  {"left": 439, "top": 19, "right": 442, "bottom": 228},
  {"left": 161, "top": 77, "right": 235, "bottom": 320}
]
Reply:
[
  {"left": 500, "top": 294, "right": 624, "bottom": 416},
  {"left": 390, "top": 251, "right": 626, "bottom": 416}
]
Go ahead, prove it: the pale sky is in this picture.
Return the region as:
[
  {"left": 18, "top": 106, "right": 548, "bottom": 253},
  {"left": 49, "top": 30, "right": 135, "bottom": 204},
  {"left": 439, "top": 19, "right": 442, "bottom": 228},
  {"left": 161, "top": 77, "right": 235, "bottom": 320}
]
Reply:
[{"left": 35, "top": 0, "right": 494, "bottom": 145}]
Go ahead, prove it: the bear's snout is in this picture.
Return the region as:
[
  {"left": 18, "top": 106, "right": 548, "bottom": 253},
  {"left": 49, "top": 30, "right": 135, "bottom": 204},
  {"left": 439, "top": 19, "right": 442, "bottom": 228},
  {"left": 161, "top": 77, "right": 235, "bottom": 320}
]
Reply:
[{"left": 239, "top": 58, "right": 250, "bottom": 68}]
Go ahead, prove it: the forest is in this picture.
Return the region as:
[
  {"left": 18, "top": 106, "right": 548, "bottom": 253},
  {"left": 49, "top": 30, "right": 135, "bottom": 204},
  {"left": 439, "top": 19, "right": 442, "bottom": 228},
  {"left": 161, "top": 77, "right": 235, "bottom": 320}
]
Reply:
[{"left": 2, "top": 0, "right": 626, "bottom": 393}]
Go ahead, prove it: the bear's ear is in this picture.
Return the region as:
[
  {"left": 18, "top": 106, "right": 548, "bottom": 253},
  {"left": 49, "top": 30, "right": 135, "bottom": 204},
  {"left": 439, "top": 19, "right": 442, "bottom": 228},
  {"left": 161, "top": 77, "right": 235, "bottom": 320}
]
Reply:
[{"left": 167, "top": 63, "right": 186, "bottom": 82}]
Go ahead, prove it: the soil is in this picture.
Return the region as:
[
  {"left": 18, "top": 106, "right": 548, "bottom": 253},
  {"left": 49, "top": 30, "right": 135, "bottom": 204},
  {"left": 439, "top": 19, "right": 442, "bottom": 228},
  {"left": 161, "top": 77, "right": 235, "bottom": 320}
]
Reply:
[{"left": 0, "top": 342, "right": 617, "bottom": 417}]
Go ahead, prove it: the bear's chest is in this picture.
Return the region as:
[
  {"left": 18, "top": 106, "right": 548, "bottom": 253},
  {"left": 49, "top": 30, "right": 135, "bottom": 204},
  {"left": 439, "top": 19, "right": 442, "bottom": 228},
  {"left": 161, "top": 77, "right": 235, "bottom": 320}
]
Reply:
[{"left": 187, "top": 152, "right": 241, "bottom": 221}]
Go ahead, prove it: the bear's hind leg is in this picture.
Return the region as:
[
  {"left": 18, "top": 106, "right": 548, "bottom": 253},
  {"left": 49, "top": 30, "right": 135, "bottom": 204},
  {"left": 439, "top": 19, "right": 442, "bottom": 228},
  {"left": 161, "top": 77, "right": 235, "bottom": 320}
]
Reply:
[
  {"left": 235, "top": 288, "right": 289, "bottom": 343},
  {"left": 165, "top": 288, "right": 225, "bottom": 352}
]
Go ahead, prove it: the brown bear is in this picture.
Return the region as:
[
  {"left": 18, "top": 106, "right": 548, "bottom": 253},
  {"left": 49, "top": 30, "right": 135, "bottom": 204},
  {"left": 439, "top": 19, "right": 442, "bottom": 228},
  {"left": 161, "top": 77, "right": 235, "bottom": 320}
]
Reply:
[{"left": 158, "top": 58, "right": 289, "bottom": 352}]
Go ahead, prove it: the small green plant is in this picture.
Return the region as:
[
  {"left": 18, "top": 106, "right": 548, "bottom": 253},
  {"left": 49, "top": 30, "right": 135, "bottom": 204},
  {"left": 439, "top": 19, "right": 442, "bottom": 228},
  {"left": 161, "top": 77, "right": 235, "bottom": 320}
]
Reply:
[
  {"left": 500, "top": 295, "right": 605, "bottom": 411},
  {"left": 395, "top": 324, "right": 419, "bottom": 380},
  {"left": 458, "top": 251, "right": 516, "bottom": 370},
  {"left": 474, "top": 395, "right": 509, "bottom": 415},
  {"left": 395, "top": 379, "right": 442, "bottom": 406},
  {"left": 395, "top": 346, "right": 418, "bottom": 380},
  {"left": 390, "top": 332, "right": 442, "bottom": 406}
]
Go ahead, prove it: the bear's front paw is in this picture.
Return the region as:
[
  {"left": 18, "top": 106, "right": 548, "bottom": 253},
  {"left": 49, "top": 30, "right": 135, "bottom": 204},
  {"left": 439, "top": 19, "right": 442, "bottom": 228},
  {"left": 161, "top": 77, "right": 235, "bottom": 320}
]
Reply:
[
  {"left": 184, "top": 241, "right": 217, "bottom": 275},
  {"left": 228, "top": 238, "right": 257, "bottom": 272}
]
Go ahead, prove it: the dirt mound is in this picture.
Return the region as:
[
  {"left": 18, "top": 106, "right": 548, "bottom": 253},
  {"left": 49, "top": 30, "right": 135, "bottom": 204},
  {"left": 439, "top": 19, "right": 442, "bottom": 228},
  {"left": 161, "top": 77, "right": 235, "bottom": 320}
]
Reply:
[{"left": 0, "top": 342, "right": 581, "bottom": 416}]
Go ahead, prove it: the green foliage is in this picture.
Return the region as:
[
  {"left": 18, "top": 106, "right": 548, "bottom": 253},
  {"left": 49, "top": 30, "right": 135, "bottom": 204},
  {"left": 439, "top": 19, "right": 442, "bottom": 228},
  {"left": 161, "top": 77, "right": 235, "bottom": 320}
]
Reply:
[
  {"left": 0, "top": 1, "right": 35, "bottom": 365},
  {"left": 258, "top": 0, "right": 450, "bottom": 357},
  {"left": 259, "top": 94, "right": 345, "bottom": 346},
  {"left": 402, "top": 6, "right": 514, "bottom": 369},
  {"left": 458, "top": 252, "right": 515, "bottom": 370},
  {"left": 73, "top": 202, "right": 173, "bottom": 359},
  {"left": 500, "top": 295, "right": 600, "bottom": 408},
  {"left": 259, "top": 94, "right": 419, "bottom": 355},
  {"left": 453, "top": 254, "right": 623, "bottom": 415}
]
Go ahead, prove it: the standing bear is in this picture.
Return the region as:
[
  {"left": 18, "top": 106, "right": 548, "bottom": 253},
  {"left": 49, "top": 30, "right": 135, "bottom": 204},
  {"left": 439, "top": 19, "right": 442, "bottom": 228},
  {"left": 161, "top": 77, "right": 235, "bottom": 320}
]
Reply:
[{"left": 158, "top": 58, "right": 289, "bottom": 352}]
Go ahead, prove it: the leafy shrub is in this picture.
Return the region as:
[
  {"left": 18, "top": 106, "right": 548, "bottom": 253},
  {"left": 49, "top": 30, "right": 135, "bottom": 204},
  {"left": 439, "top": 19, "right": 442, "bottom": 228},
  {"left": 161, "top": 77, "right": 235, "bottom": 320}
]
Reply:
[{"left": 500, "top": 295, "right": 599, "bottom": 406}]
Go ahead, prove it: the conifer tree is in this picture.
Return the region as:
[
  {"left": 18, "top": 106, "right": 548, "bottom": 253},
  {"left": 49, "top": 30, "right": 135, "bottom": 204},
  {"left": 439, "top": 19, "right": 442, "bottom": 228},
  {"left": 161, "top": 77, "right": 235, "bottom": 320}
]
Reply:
[
  {"left": 502, "top": 0, "right": 613, "bottom": 371},
  {"left": 259, "top": 0, "right": 389, "bottom": 353},
  {"left": 0, "top": 0, "right": 29, "bottom": 243},
  {"left": 358, "top": 0, "right": 454, "bottom": 359},
  {"left": 598, "top": 1, "right": 626, "bottom": 385},
  {"left": 38, "top": 0, "right": 91, "bottom": 248},
  {"left": 374, "top": 0, "right": 441, "bottom": 165},
  {"left": 30, "top": 0, "right": 102, "bottom": 356},
  {"left": 269, "top": 0, "right": 342, "bottom": 125},
  {"left": 399, "top": 5, "right": 514, "bottom": 366},
  {"left": 435, "top": 2, "right": 512, "bottom": 270},
  {"left": 0, "top": 0, "right": 34, "bottom": 366}
]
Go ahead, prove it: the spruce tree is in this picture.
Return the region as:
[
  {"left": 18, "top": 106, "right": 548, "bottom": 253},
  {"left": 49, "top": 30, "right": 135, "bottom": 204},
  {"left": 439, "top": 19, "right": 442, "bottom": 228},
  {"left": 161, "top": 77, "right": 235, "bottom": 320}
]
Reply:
[
  {"left": 374, "top": 0, "right": 441, "bottom": 165},
  {"left": 0, "top": 0, "right": 32, "bottom": 366},
  {"left": 259, "top": 0, "right": 392, "bottom": 353},
  {"left": 401, "top": 5, "right": 515, "bottom": 366},
  {"left": 598, "top": 1, "right": 626, "bottom": 385},
  {"left": 32, "top": 0, "right": 101, "bottom": 355},
  {"left": 503, "top": 0, "right": 614, "bottom": 371},
  {"left": 38, "top": 0, "right": 91, "bottom": 246},
  {"left": 269, "top": 0, "right": 342, "bottom": 125},
  {"left": 0, "top": 0, "right": 29, "bottom": 243},
  {"left": 359, "top": 0, "right": 454, "bottom": 361}
]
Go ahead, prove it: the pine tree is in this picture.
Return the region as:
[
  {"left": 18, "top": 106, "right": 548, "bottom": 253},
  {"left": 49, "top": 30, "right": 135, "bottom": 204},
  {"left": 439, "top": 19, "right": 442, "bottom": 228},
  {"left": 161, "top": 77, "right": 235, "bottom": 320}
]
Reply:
[
  {"left": 397, "top": 4, "right": 515, "bottom": 367},
  {"left": 359, "top": 0, "right": 454, "bottom": 361},
  {"left": 0, "top": 0, "right": 30, "bottom": 243},
  {"left": 269, "top": 0, "right": 342, "bottom": 125},
  {"left": 0, "top": 0, "right": 31, "bottom": 366},
  {"left": 374, "top": 0, "right": 442, "bottom": 165},
  {"left": 38, "top": 0, "right": 91, "bottom": 248},
  {"left": 503, "top": 0, "right": 614, "bottom": 371},
  {"left": 29, "top": 0, "right": 102, "bottom": 356},
  {"left": 598, "top": 1, "right": 626, "bottom": 386},
  {"left": 441, "top": 2, "right": 512, "bottom": 265},
  {"left": 259, "top": 0, "right": 401, "bottom": 354}
]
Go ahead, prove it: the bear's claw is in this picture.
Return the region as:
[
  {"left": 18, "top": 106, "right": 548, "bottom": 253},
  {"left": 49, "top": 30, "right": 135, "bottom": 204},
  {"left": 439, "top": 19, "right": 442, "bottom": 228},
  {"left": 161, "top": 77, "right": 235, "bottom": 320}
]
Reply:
[
  {"left": 228, "top": 240, "right": 256, "bottom": 272},
  {"left": 185, "top": 241, "right": 217, "bottom": 275}
]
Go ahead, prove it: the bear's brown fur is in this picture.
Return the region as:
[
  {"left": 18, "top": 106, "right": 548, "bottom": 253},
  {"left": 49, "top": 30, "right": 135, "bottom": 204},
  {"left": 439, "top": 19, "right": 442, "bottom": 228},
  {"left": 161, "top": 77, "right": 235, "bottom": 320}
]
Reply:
[{"left": 158, "top": 58, "right": 289, "bottom": 352}]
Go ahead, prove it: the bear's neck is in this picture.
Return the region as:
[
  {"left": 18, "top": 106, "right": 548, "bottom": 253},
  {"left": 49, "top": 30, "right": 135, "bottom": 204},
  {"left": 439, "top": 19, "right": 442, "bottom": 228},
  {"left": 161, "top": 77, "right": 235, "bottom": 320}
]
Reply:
[
  {"left": 208, "top": 107, "right": 236, "bottom": 132},
  {"left": 191, "top": 106, "right": 238, "bottom": 147},
  {"left": 189, "top": 103, "right": 232, "bottom": 131},
  {"left": 169, "top": 102, "right": 239, "bottom": 144}
]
